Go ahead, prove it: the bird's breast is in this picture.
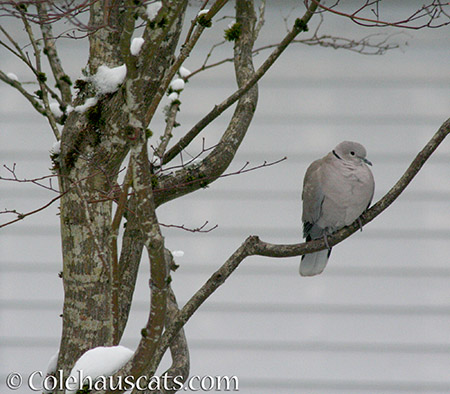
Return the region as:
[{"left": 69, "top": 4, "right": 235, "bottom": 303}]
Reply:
[{"left": 319, "top": 164, "right": 374, "bottom": 230}]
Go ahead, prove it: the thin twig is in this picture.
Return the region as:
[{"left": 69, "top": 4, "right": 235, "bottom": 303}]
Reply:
[
  {"left": 1, "top": 164, "right": 59, "bottom": 192},
  {"left": 0, "top": 25, "right": 32, "bottom": 65},
  {"left": 193, "top": 39, "right": 226, "bottom": 78},
  {"left": 0, "top": 192, "right": 63, "bottom": 229},
  {"left": 153, "top": 138, "right": 217, "bottom": 174},
  {"left": 153, "top": 157, "right": 288, "bottom": 196},
  {"left": 0, "top": 167, "right": 114, "bottom": 229},
  {"left": 85, "top": 156, "right": 286, "bottom": 205},
  {"left": 188, "top": 29, "right": 405, "bottom": 79},
  {"left": 220, "top": 156, "right": 287, "bottom": 178},
  {"left": 312, "top": 0, "right": 450, "bottom": 29},
  {"left": 159, "top": 220, "right": 218, "bottom": 233}
]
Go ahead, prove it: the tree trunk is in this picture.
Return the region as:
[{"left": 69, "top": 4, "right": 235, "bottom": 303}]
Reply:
[{"left": 56, "top": 0, "right": 188, "bottom": 379}]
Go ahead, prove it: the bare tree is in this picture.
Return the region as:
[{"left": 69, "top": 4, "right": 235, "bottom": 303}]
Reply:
[{"left": 1, "top": 0, "right": 449, "bottom": 393}]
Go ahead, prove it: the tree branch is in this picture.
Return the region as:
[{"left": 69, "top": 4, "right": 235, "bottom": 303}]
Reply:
[
  {"left": 17, "top": 5, "right": 60, "bottom": 139},
  {"left": 152, "top": 0, "right": 259, "bottom": 205},
  {"left": 110, "top": 165, "right": 133, "bottom": 344},
  {"left": 108, "top": 134, "right": 169, "bottom": 394},
  {"left": 154, "top": 100, "right": 181, "bottom": 161},
  {"left": 0, "top": 24, "right": 33, "bottom": 65},
  {"left": 114, "top": 1, "right": 191, "bottom": 344},
  {"left": 157, "top": 287, "right": 190, "bottom": 394},
  {"left": 87, "top": 0, "right": 127, "bottom": 73},
  {"left": 162, "top": 0, "right": 319, "bottom": 165},
  {"left": 254, "top": 0, "right": 266, "bottom": 40},
  {"left": 159, "top": 220, "right": 218, "bottom": 234},
  {"left": 141, "top": 250, "right": 190, "bottom": 394},
  {"left": 36, "top": 1, "right": 72, "bottom": 104},
  {"left": 117, "top": 193, "right": 146, "bottom": 337},
  {"left": 0, "top": 50, "right": 48, "bottom": 117},
  {"left": 154, "top": 1, "right": 320, "bottom": 207},
  {"left": 148, "top": 117, "right": 450, "bottom": 375},
  {"left": 143, "top": 0, "right": 230, "bottom": 127}
]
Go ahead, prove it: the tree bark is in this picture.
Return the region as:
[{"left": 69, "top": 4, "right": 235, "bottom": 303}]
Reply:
[{"left": 56, "top": 0, "right": 189, "bottom": 380}]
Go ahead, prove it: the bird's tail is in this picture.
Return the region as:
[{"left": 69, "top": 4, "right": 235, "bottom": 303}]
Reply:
[{"left": 299, "top": 249, "right": 331, "bottom": 276}]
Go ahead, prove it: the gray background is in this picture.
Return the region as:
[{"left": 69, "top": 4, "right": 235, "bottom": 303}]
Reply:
[{"left": 1, "top": 1, "right": 450, "bottom": 393}]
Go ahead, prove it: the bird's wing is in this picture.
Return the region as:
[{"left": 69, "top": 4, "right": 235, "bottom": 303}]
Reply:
[{"left": 302, "top": 158, "right": 325, "bottom": 238}]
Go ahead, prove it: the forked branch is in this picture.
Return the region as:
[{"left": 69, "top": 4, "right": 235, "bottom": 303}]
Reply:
[
  {"left": 143, "top": 0, "right": 230, "bottom": 126},
  {"left": 36, "top": 1, "right": 72, "bottom": 104},
  {"left": 162, "top": 1, "right": 320, "bottom": 165}
]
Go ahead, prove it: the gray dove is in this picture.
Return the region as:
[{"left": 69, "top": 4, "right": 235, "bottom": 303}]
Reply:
[{"left": 300, "top": 141, "right": 375, "bottom": 276}]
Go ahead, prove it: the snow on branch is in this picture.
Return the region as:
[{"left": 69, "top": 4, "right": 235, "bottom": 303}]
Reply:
[
  {"left": 92, "top": 64, "right": 127, "bottom": 95},
  {"left": 66, "top": 346, "right": 134, "bottom": 394},
  {"left": 142, "top": 0, "right": 229, "bottom": 127}
]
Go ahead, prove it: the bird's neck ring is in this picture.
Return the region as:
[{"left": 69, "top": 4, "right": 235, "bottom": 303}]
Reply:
[{"left": 332, "top": 150, "right": 342, "bottom": 160}]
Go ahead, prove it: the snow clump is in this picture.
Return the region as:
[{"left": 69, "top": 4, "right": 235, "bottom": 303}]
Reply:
[
  {"left": 146, "top": 1, "right": 162, "bottom": 21},
  {"left": 169, "top": 78, "right": 185, "bottom": 92},
  {"left": 42, "top": 352, "right": 59, "bottom": 394},
  {"left": 130, "top": 37, "right": 145, "bottom": 56},
  {"left": 65, "top": 345, "right": 134, "bottom": 394},
  {"left": 7, "top": 72, "right": 19, "bottom": 82},
  {"left": 92, "top": 64, "right": 127, "bottom": 95},
  {"left": 167, "top": 92, "right": 179, "bottom": 103},
  {"left": 178, "top": 66, "right": 191, "bottom": 78},
  {"left": 50, "top": 141, "right": 61, "bottom": 156},
  {"left": 172, "top": 250, "right": 185, "bottom": 258},
  {"left": 45, "top": 351, "right": 59, "bottom": 375},
  {"left": 49, "top": 102, "right": 64, "bottom": 117},
  {"left": 74, "top": 97, "right": 98, "bottom": 113}
]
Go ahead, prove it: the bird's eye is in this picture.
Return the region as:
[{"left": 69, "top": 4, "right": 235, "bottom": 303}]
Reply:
[{"left": 350, "top": 151, "right": 355, "bottom": 156}]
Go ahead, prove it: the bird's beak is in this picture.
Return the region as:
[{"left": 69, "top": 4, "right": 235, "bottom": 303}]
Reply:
[{"left": 362, "top": 157, "right": 372, "bottom": 166}]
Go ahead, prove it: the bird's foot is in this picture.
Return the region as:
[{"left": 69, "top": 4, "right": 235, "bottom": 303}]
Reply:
[
  {"left": 323, "top": 232, "right": 331, "bottom": 251},
  {"left": 357, "top": 216, "right": 363, "bottom": 232}
]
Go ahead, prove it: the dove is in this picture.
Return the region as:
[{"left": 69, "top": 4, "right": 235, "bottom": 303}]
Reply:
[{"left": 300, "top": 141, "right": 374, "bottom": 276}]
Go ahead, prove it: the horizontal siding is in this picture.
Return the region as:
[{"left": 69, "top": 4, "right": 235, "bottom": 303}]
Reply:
[{"left": 1, "top": 1, "right": 450, "bottom": 393}]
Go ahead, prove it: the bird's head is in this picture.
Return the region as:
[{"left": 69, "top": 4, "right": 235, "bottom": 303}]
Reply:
[{"left": 333, "top": 141, "right": 372, "bottom": 166}]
